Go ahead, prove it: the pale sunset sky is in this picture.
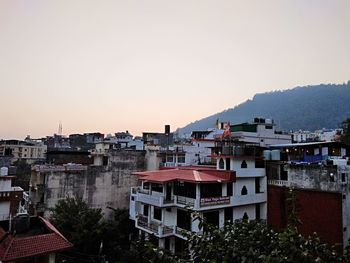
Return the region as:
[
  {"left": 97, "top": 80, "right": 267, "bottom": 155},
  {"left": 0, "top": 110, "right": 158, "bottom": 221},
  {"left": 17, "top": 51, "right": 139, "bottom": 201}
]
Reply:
[{"left": 0, "top": 0, "right": 349, "bottom": 139}]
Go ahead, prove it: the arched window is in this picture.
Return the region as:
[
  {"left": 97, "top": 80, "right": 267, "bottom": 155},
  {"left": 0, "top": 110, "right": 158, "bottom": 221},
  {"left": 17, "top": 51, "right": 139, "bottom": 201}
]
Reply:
[
  {"left": 241, "top": 186, "right": 248, "bottom": 195},
  {"left": 219, "top": 158, "right": 224, "bottom": 169},
  {"left": 243, "top": 212, "right": 249, "bottom": 220},
  {"left": 241, "top": 160, "right": 247, "bottom": 168}
]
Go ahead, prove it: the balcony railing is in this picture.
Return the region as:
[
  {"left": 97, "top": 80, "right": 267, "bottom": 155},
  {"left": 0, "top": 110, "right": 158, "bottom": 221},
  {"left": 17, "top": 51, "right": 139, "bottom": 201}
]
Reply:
[{"left": 136, "top": 215, "right": 175, "bottom": 238}]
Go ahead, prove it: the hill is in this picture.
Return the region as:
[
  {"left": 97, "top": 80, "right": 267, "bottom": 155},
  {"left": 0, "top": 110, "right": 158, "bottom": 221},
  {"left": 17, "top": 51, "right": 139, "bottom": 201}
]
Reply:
[{"left": 178, "top": 82, "right": 350, "bottom": 135}]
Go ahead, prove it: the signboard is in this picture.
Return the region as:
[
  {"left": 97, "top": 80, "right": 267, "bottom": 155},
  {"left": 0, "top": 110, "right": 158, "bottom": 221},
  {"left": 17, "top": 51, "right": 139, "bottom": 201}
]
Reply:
[{"left": 200, "top": 196, "right": 230, "bottom": 207}]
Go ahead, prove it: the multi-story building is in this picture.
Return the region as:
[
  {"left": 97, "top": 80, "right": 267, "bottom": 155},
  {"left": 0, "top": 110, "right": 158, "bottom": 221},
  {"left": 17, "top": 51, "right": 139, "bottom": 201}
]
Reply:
[
  {"left": 230, "top": 118, "right": 291, "bottom": 146},
  {"left": 0, "top": 139, "right": 47, "bottom": 161},
  {"left": 0, "top": 167, "right": 27, "bottom": 220},
  {"left": 266, "top": 141, "right": 350, "bottom": 250},
  {"left": 30, "top": 149, "right": 146, "bottom": 219},
  {"left": 129, "top": 140, "right": 267, "bottom": 253}
]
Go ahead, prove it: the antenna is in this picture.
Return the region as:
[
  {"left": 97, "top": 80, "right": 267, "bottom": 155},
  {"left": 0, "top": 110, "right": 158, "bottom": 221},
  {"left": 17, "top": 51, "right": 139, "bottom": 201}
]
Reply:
[{"left": 58, "top": 121, "right": 62, "bottom": 135}]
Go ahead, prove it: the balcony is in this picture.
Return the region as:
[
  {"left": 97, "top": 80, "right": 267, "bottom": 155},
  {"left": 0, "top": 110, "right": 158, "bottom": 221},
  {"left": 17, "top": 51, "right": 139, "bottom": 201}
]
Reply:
[
  {"left": 136, "top": 215, "right": 174, "bottom": 238},
  {"left": 231, "top": 192, "right": 267, "bottom": 206},
  {"left": 268, "top": 179, "right": 291, "bottom": 187},
  {"left": 235, "top": 168, "right": 265, "bottom": 177}
]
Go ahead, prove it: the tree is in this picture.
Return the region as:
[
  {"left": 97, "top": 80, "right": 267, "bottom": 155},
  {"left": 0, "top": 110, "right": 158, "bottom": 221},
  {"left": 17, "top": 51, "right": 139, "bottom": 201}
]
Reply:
[
  {"left": 340, "top": 118, "right": 350, "bottom": 145},
  {"left": 134, "top": 219, "right": 345, "bottom": 263},
  {"left": 50, "top": 197, "right": 104, "bottom": 254}
]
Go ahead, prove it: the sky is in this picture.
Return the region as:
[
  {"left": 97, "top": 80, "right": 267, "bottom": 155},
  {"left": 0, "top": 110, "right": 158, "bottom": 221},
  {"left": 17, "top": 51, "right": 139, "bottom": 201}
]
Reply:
[{"left": 0, "top": 0, "right": 349, "bottom": 139}]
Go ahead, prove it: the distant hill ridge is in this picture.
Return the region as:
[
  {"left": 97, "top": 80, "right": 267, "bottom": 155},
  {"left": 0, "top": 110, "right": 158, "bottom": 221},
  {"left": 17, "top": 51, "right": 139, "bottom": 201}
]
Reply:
[{"left": 178, "top": 81, "right": 350, "bottom": 135}]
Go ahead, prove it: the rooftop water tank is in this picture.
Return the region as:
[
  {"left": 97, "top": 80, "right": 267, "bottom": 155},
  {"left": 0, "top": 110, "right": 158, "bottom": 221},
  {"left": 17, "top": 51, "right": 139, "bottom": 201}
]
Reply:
[
  {"left": 0, "top": 167, "right": 8, "bottom": 176},
  {"left": 271, "top": 150, "right": 281, "bottom": 161},
  {"left": 263, "top": 150, "right": 271, "bottom": 160}
]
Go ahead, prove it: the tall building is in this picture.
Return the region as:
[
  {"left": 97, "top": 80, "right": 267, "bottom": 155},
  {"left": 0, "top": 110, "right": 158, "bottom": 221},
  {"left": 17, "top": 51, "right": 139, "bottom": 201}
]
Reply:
[{"left": 129, "top": 139, "right": 267, "bottom": 253}]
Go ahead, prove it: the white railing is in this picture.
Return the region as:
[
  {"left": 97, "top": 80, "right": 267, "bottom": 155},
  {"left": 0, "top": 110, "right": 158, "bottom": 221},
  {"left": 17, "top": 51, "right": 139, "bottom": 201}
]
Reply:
[{"left": 268, "top": 180, "right": 291, "bottom": 187}]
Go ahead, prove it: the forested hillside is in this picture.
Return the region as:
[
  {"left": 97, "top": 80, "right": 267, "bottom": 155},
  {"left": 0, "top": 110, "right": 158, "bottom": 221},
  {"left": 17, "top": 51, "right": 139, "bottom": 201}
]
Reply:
[{"left": 178, "top": 82, "right": 350, "bottom": 135}]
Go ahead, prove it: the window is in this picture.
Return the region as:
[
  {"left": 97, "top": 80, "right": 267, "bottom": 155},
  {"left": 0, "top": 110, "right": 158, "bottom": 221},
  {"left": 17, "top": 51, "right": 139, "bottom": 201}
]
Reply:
[
  {"left": 241, "top": 186, "right": 248, "bottom": 195},
  {"left": 166, "top": 155, "right": 174, "bottom": 163},
  {"left": 200, "top": 183, "right": 222, "bottom": 198},
  {"left": 224, "top": 207, "right": 233, "bottom": 223},
  {"left": 329, "top": 173, "right": 335, "bottom": 182},
  {"left": 342, "top": 173, "right": 346, "bottom": 183},
  {"left": 154, "top": 207, "right": 162, "bottom": 221},
  {"left": 255, "top": 178, "right": 261, "bottom": 193},
  {"left": 241, "top": 160, "right": 247, "bottom": 169},
  {"left": 219, "top": 158, "right": 224, "bottom": 169},
  {"left": 143, "top": 182, "right": 150, "bottom": 189},
  {"left": 243, "top": 212, "right": 249, "bottom": 220},
  {"left": 143, "top": 204, "right": 149, "bottom": 216},
  {"left": 151, "top": 183, "right": 163, "bottom": 193},
  {"left": 227, "top": 182, "right": 233, "bottom": 196},
  {"left": 178, "top": 155, "right": 185, "bottom": 163},
  {"left": 255, "top": 204, "right": 261, "bottom": 220}
]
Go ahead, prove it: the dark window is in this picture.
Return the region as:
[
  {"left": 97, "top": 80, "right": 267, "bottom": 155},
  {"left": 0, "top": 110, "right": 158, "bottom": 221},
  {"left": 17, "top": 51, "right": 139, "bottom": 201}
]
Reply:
[
  {"left": 178, "top": 155, "right": 185, "bottom": 163},
  {"left": 241, "top": 160, "right": 247, "bottom": 168},
  {"left": 131, "top": 196, "right": 135, "bottom": 201},
  {"left": 243, "top": 212, "right": 249, "bottom": 220},
  {"left": 265, "top": 125, "right": 273, "bottom": 129},
  {"left": 166, "top": 207, "right": 172, "bottom": 212},
  {"left": 143, "top": 204, "right": 149, "bottom": 216},
  {"left": 103, "top": 156, "right": 108, "bottom": 166},
  {"left": 342, "top": 173, "right": 346, "bottom": 182},
  {"left": 241, "top": 186, "right": 248, "bottom": 195},
  {"left": 255, "top": 159, "right": 265, "bottom": 168},
  {"left": 219, "top": 158, "right": 224, "bottom": 169},
  {"left": 226, "top": 158, "right": 231, "bottom": 170},
  {"left": 177, "top": 209, "right": 191, "bottom": 231},
  {"left": 154, "top": 207, "right": 162, "bottom": 221},
  {"left": 166, "top": 155, "right": 174, "bottom": 162},
  {"left": 204, "top": 210, "right": 219, "bottom": 227},
  {"left": 143, "top": 182, "right": 150, "bottom": 189},
  {"left": 151, "top": 183, "right": 163, "bottom": 193},
  {"left": 227, "top": 183, "right": 233, "bottom": 196},
  {"left": 224, "top": 207, "right": 233, "bottom": 222},
  {"left": 174, "top": 182, "right": 196, "bottom": 199},
  {"left": 255, "top": 178, "right": 261, "bottom": 193},
  {"left": 165, "top": 237, "right": 170, "bottom": 251},
  {"left": 255, "top": 204, "right": 261, "bottom": 220},
  {"left": 281, "top": 169, "right": 288, "bottom": 181},
  {"left": 200, "top": 183, "right": 222, "bottom": 198}
]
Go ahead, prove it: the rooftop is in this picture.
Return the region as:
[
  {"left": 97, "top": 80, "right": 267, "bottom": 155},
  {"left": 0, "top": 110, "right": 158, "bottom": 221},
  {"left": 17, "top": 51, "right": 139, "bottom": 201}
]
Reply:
[
  {"left": 0, "top": 216, "right": 72, "bottom": 262},
  {"left": 133, "top": 166, "right": 235, "bottom": 184}
]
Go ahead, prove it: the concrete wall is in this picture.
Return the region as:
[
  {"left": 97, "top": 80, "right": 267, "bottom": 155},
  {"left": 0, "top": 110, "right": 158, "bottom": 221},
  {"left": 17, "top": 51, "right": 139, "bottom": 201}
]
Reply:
[{"left": 32, "top": 150, "right": 145, "bottom": 219}]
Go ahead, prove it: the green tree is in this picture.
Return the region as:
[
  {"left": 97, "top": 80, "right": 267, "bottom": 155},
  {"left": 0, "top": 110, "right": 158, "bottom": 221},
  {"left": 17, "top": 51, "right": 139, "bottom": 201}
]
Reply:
[{"left": 50, "top": 197, "right": 104, "bottom": 254}]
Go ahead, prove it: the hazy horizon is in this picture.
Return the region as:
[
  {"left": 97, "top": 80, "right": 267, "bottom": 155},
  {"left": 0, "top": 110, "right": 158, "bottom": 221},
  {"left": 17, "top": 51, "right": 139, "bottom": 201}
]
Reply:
[{"left": 1, "top": 0, "right": 350, "bottom": 139}]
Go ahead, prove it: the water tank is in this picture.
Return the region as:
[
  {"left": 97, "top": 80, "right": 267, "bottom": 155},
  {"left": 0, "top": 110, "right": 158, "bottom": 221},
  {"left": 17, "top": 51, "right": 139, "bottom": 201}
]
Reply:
[
  {"left": 263, "top": 150, "right": 271, "bottom": 160},
  {"left": 0, "top": 167, "right": 8, "bottom": 176},
  {"left": 271, "top": 150, "right": 281, "bottom": 161}
]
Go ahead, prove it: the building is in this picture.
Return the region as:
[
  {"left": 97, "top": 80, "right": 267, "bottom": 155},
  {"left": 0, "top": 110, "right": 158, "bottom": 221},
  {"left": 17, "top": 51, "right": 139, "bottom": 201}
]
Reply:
[
  {"left": 230, "top": 118, "right": 291, "bottom": 146},
  {"left": 159, "top": 129, "right": 224, "bottom": 168},
  {"left": 0, "top": 167, "right": 27, "bottom": 220},
  {"left": 0, "top": 215, "right": 72, "bottom": 263},
  {"left": 266, "top": 141, "right": 350, "bottom": 250},
  {"left": 0, "top": 139, "right": 47, "bottom": 162},
  {"left": 129, "top": 139, "right": 267, "bottom": 253},
  {"left": 30, "top": 149, "right": 146, "bottom": 219},
  {"left": 69, "top": 132, "right": 104, "bottom": 151},
  {"left": 143, "top": 125, "right": 173, "bottom": 147}
]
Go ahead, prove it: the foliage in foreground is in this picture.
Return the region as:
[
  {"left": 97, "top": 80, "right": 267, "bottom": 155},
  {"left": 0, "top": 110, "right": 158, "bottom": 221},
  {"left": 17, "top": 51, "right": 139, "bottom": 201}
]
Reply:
[
  {"left": 131, "top": 220, "right": 350, "bottom": 263},
  {"left": 50, "top": 197, "right": 133, "bottom": 262}
]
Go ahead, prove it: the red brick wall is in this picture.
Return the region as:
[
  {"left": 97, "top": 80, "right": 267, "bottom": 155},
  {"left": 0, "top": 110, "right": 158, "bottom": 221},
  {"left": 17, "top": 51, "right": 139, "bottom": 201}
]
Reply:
[{"left": 268, "top": 185, "right": 343, "bottom": 248}]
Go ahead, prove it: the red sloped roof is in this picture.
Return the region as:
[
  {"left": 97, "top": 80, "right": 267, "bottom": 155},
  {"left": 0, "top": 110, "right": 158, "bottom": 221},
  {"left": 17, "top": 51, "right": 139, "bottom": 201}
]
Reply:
[
  {"left": 134, "top": 167, "right": 235, "bottom": 183},
  {"left": 0, "top": 217, "right": 72, "bottom": 262}
]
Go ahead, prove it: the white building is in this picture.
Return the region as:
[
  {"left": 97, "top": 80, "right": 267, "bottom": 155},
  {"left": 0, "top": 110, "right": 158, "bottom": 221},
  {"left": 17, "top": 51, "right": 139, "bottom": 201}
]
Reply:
[
  {"left": 0, "top": 139, "right": 47, "bottom": 161},
  {"left": 129, "top": 141, "right": 267, "bottom": 253},
  {"left": 230, "top": 118, "right": 291, "bottom": 146},
  {"left": 0, "top": 167, "right": 27, "bottom": 220}
]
